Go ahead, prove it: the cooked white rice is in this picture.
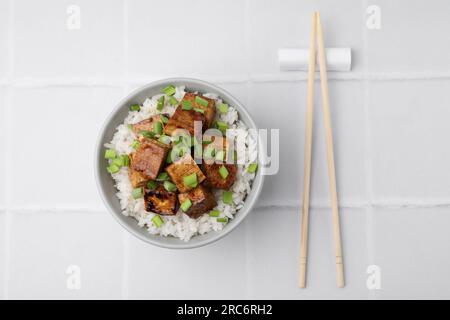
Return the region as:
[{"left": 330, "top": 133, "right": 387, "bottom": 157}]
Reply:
[{"left": 105, "top": 86, "right": 257, "bottom": 241}]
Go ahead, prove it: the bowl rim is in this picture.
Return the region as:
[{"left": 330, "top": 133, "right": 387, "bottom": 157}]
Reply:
[{"left": 94, "top": 77, "right": 264, "bottom": 249}]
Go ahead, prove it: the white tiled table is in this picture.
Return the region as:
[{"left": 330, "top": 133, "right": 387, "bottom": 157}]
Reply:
[{"left": 1, "top": 0, "right": 450, "bottom": 299}]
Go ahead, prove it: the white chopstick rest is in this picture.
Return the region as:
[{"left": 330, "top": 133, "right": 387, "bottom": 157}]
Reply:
[{"left": 278, "top": 47, "right": 351, "bottom": 72}]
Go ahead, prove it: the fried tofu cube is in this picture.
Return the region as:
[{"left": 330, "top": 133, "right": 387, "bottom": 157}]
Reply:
[
  {"left": 178, "top": 185, "right": 217, "bottom": 219},
  {"left": 165, "top": 154, "right": 206, "bottom": 193},
  {"left": 130, "top": 139, "right": 169, "bottom": 180},
  {"left": 132, "top": 114, "right": 168, "bottom": 136},
  {"left": 144, "top": 185, "right": 178, "bottom": 215},
  {"left": 164, "top": 93, "right": 216, "bottom": 136},
  {"left": 128, "top": 167, "right": 147, "bottom": 188},
  {"left": 203, "top": 163, "right": 237, "bottom": 190}
]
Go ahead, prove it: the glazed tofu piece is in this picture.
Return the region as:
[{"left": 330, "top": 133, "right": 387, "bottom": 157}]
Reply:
[
  {"left": 178, "top": 185, "right": 217, "bottom": 219},
  {"left": 132, "top": 114, "right": 168, "bottom": 136},
  {"left": 130, "top": 139, "right": 169, "bottom": 180},
  {"left": 144, "top": 185, "right": 178, "bottom": 215},
  {"left": 203, "top": 163, "right": 237, "bottom": 190},
  {"left": 164, "top": 93, "right": 216, "bottom": 136},
  {"left": 128, "top": 167, "right": 147, "bottom": 188},
  {"left": 165, "top": 154, "right": 206, "bottom": 193}
]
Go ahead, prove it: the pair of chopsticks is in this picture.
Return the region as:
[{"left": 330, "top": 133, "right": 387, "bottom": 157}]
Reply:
[{"left": 299, "top": 12, "right": 345, "bottom": 288}]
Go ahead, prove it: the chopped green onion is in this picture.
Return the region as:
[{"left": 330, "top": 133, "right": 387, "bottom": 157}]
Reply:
[
  {"left": 195, "top": 96, "right": 209, "bottom": 107},
  {"left": 180, "top": 199, "right": 192, "bottom": 212},
  {"left": 218, "top": 165, "right": 229, "bottom": 179},
  {"left": 163, "top": 181, "right": 177, "bottom": 192},
  {"left": 215, "top": 150, "right": 224, "bottom": 162},
  {"left": 216, "top": 121, "right": 228, "bottom": 133},
  {"left": 247, "top": 163, "right": 258, "bottom": 173},
  {"left": 223, "top": 191, "right": 233, "bottom": 204},
  {"left": 182, "top": 100, "right": 193, "bottom": 110},
  {"left": 146, "top": 180, "right": 157, "bottom": 190},
  {"left": 217, "top": 217, "right": 228, "bottom": 223},
  {"left": 194, "top": 108, "right": 205, "bottom": 114},
  {"left": 107, "top": 164, "right": 120, "bottom": 174},
  {"left": 152, "top": 215, "right": 164, "bottom": 228},
  {"left": 156, "top": 172, "right": 169, "bottom": 181},
  {"left": 129, "top": 104, "right": 140, "bottom": 112},
  {"left": 166, "top": 152, "right": 173, "bottom": 164},
  {"left": 169, "top": 96, "right": 178, "bottom": 106},
  {"left": 202, "top": 139, "right": 212, "bottom": 145},
  {"left": 163, "top": 85, "right": 176, "bottom": 96},
  {"left": 132, "top": 187, "right": 144, "bottom": 199},
  {"left": 157, "top": 96, "right": 165, "bottom": 111},
  {"left": 183, "top": 173, "right": 197, "bottom": 188},
  {"left": 140, "top": 130, "right": 155, "bottom": 139},
  {"left": 209, "top": 210, "right": 220, "bottom": 217},
  {"left": 105, "top": 149, "right": 116, "bottom": 159},
  {"left": 160, "top": 115, "right": 169, "bottom": 124},
  {"left": 153, "top": 121, "right": 163, "bottom": 135},
  {"left": 113, "top": 155, "right": 129, "bottom": 167},
  {"left": 131, "top": 140, "right": 140, "bottom": 149},
  {"left": 127, "top": 124, "right": 133, "bottom": 130},
  {"left": 219, "top": 103, "right": 228, "bottom": 113},
  {"left": 158, "top": 135, "right": 171, "bottom": 145}
]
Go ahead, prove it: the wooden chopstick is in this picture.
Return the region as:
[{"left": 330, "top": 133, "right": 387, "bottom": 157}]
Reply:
[
  {"left": 316, "top": 12, "right": 345, "bottom": 288},
  {"left": 298, "top": 12, "right": 317, "bottom": 288}
]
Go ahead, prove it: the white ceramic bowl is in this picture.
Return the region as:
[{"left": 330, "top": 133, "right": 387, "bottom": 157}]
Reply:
[{"left": 95, "top": 78, "right": 264, "bottom": 249}]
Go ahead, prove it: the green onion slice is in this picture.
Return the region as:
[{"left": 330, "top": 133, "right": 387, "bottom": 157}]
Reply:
[
  {"left": 218, "top": 103, "right": 228, "bottom": 113},
  {"left": 183, "top": 173, "right": 198, "bottom": 188},
  {"left": 158, "top": 135, "right": 171, "bottom": 145},
  {"left": 152, "top": 215, "right": 164, "bottom": 228},
  {"left": 247, "top": 163, "right": 258, "bottom": 173},
  {"left": 217, "top": 217, "right": 228, "bottom": 223},
  {"left": 156, "top": 172, "right": 169, "bottom": 181},
  {"left": 180, "top": 199, "right": 192, "bottom": 212},
  {"left": 131, "top": 140, "right": 140, "bottom": 149},
  {"left": 209, "top": 210, "right": 220, "bottom": 217},
  {"left": 163, "top": 85, "right": 176, "bottom": 96},
  {"left": 160, "top": 115, "right": 169, "bottom": 124},
  {"left": 146, "top": 180, "right": 157, "bottom": 190},
  {"left": 140, "top": 130, "right": 155, "bottom": 139},
  {"left": 195, "top": 96, "right": 209, "bottom": 107},
  {"left": 215, "top": 150, "right": 224, "bottom": 162},
  {"left": 107, "top": 164, "right": 120, "bottom": 174},
  {"left": 163, "top": 181, "right": 177, "bottom": 192},
  {"left": 153, "top": 121, "right": 163, "bottom": 135},
  {"left": 182, "top": 100, "right": 193, "bottom": 110},
  {"left": 169, "top": 96, "right": 178, "bottom": 106},
  {"left": 132, "top": 187, "right": 144, "bottom": 199},
  {"left": 157, "top": 96, "right": 165, "bottom": 111},
  {"left": 105, "top": 149, "right": 116, "bottom": 159},
  {"left": 129, "top": 104, "right": 140, "bottom": 112},
  {"left": 223, "top": 191, "right": 233, "bottom": 204},
  {"left": 194, "top": 108, "right": 205, "bottom": 114},
  {"left": 218, "top": 165, "right": 229, "bottom": 179}
]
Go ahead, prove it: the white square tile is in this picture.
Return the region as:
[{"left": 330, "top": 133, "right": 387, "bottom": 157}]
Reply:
[
  {"left": 10, "top": 86, "right": 124, "bottom": 207},
  {"left": 249, "top": 0, "right": 365, "bottom": 75},
  {"left": 126, "top": 220, "right": 248, "bottom": 299},
  {"left": 0, "top": 0, "right": 9, "bottom": 77},
  {"left": 369, "top": 80, "right": 450, "bottom": 202},
  {"left": 246, "top": 207, "right": 369, "bottom": 299},
  {"left": 127, "top": 0, "right": 247, "bottom": 77},
  {"left": 13, "top": 0, "right": 125, "bottom": 76},
  {"left": 367, "top": 0, "right": 450, "bottom": 73},
  {"left": 8, "top": 211, "right": 124, "bottom": 299},
  {"left": 250, "top": 81, "right": 366, "bottom": 208},
  {"left": 372, "top": 207, "right": 450, "bottom": 299}
]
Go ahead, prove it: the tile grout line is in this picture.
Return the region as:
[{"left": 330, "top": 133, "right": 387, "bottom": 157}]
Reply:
[
  {"left": 3, "top": 0, "right": 15, "bottom": 300},
  {"left": 121, "top": 0, "right": 130, "bottom": 300}
]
